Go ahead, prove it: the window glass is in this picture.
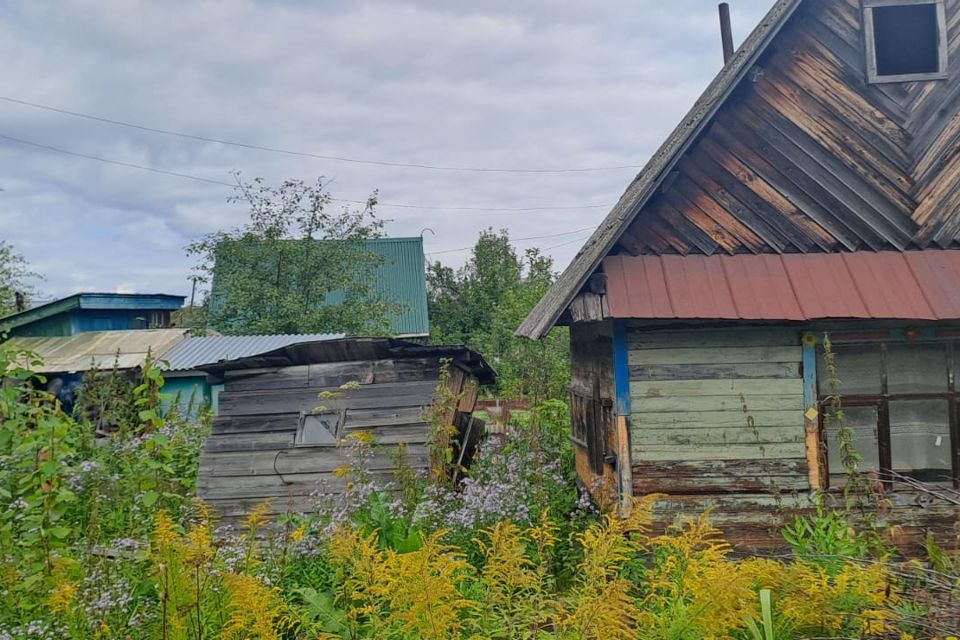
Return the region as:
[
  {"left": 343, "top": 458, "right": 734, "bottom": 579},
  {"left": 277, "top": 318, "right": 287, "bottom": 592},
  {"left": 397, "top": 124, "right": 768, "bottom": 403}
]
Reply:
[
  {"left": 818, "top": 344, "right": 881, "bottom": 395},
  {"left": 889, "top": 400, "right": 952, "bottom": 482},
  {"left": 298, "top": 413, "right": 340, "bottom": 445},
  {"left": 826, "top": 405, "right": 880, "bottom": 475},
  {"left": 872, "top": 4, "right": 940, "bottom": 77},
  {"left": 886, "top": 344, "right": 948, "bottom": 394}
]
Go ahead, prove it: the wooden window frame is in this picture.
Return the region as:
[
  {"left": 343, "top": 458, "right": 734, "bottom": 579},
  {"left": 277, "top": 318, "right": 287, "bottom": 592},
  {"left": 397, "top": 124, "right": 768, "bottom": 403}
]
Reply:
[
  {"left": 863, "top": 0, "right": 948, "bottom": 84},
  {"left": 818, "top": 340, "right": 960, "bottom": 488}
]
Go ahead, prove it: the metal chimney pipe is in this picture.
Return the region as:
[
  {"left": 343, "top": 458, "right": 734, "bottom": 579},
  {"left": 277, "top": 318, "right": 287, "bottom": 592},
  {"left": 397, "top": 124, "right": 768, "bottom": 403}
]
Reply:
[{"left": 719, "top": 3, "right": 735, "bottom": 64}]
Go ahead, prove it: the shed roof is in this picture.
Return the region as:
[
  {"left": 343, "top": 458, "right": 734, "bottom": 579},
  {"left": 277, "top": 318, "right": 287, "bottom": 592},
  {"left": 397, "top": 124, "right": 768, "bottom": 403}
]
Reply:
[
  {"left": 0, "top": 292, "right": 185, "bottom": 334},
  {"left": 199, "top": 337, "right": 496, "bottom": 385},
  {"left": 161, "top": 333, "right": 344, "bottom": 371},
  {"left": 5, "top": 329, "right": 189, "bottom": 373},
  {"left": 604, "top": 251, "right": 960, "bottom": 322},
  {"left": 516, "top": 0, "right": 801, "bottom": 338}
]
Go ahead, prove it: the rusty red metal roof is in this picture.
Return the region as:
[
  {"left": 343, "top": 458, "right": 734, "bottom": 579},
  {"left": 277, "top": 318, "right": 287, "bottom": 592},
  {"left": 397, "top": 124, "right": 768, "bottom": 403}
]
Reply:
[{"left": 603, "top": 251, "right": 960, "bottom": 320}]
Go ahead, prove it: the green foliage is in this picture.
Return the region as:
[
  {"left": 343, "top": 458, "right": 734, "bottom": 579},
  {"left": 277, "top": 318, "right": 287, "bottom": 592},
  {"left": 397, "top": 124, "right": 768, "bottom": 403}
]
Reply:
[
  {"left": 188, "top": 172, "right": 394, "bottom": 335},
  {"left": 0, "top": 240, "right": 42, "bottom": 316},
  {"left": 427, "top": 228, "right": 569, "bottom": 402},
  {"left": 782, "top": 507, "right": 884, "bottom": 575},
  {"left": 1, "top": 344, "right": 956, "bottom": 640}
]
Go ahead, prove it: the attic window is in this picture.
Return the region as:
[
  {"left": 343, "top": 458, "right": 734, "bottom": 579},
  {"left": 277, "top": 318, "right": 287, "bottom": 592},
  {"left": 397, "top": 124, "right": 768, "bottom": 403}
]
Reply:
[
  {"left": 296, "top": 411, "right": 343, "bottom": 446},
  {"left": 864, "top": 0, "right": 947, "bottom": 83}
]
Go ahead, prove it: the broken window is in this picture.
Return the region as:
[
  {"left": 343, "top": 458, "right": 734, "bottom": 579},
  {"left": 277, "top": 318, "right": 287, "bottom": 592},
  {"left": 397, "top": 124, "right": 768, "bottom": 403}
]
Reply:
[
  {"left": 296, "top": 410, "right": 344, "bottom": 446},
  {"left": 864, "top": 0, "right": 947, "bottom": 83}
]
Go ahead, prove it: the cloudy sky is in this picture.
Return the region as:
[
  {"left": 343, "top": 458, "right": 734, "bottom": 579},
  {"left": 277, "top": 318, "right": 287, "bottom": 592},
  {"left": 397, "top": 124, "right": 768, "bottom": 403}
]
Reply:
[{"left": 0, "top": 0, "right": 774, "bottom": 302}]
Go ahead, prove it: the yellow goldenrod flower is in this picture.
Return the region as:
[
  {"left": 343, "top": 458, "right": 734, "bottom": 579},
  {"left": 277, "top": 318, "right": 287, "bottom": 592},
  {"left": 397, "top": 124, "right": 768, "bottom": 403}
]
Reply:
[{"left": 47, "top": 580, "right": 76, "bottom": 614}]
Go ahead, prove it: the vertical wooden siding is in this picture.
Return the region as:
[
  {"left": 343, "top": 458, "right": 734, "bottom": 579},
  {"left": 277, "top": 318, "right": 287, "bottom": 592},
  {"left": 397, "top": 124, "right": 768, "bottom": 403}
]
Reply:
[
  {"left": 628, "top": 325, "right": 809, "bottom": 547},
  {"left": 569, "top": 322, "right": 619, "bottom": 495}
]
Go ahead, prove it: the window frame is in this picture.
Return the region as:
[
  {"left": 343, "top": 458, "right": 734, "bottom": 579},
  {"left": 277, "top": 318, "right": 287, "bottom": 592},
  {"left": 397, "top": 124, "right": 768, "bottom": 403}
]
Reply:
[
  {"left": 295, "top": 409, "right": 346, "bottom": 447},
  {"left": 818, "top": 337, "right": 960, "bottom": 489},
  {"left": 863, "top": 0, "right": 948, "bottom": 84}
]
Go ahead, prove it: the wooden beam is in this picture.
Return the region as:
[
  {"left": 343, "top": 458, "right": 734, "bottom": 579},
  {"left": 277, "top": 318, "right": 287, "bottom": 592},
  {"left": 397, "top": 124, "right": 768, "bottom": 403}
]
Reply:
[
  {"left": 613, "top": 321, "right": 634, "bottom": 516},
  {"left": 802, "top": 334, "right": 822, "bottom": 492}
]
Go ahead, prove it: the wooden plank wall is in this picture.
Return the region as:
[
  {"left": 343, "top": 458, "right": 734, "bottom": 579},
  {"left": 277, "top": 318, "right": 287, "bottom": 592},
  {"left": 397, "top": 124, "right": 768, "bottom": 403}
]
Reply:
[
  {"left": 615, "top": 0, "right": 960, "bottom": 255},
  {"left": 569, "top": 321, "right": 619, "bottom": 498},
  {"left": 198, "top": 357, "right": 458, "bottom": 519},
  {"left": 628, "top": 325, "right": 809, "bottom": 548}
]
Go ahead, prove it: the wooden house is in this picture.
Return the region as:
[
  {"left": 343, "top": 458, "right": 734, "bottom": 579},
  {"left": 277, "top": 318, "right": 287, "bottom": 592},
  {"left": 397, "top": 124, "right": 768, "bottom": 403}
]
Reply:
[
  {"left": 195, "top": 338, "right": 494, "bottom": 520},
  {"left": 518, "top": 0, "right": 960, "bottom": 549},
  {"left": 0, "top": 292, "right": 184, "bottom": 338}
]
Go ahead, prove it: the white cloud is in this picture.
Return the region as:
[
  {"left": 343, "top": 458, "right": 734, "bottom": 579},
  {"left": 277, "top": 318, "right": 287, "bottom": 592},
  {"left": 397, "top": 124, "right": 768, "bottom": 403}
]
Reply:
[{"left": 0, "top": 0, "right": 775, "bottom": 298}]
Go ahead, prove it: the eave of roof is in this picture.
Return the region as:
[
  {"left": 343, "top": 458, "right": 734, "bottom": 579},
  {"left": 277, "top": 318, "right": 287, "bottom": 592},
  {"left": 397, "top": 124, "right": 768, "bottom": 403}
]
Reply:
[
  {"left": 515, "top": 0, "right": 803, "bottom": 339},
  {"left": 604, "top": 251, "right": 960, "bottom": 321},
  {"left": 0, "top": 292, "right": 185, "bottom": 332}
]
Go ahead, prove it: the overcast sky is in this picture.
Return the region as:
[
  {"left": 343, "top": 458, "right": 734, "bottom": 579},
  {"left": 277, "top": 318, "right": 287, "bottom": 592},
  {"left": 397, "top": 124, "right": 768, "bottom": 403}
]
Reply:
[{"left": 0, "top": 0, "right": 774, "bottom": 302}]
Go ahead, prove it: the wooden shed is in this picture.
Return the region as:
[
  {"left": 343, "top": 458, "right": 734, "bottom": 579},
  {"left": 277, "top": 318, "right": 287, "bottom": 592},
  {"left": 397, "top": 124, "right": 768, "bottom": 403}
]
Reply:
[
  {"left": 196, "top": 338, "right": 494, "bottom": 519},
  {"left": 518, "top": 0, "right": 960, "bottom": 550}
]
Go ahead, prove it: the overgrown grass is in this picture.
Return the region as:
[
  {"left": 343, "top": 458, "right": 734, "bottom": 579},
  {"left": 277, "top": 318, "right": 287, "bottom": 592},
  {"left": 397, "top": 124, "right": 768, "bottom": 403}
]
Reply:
[{"left": 1, "top": 345, "right": 958, "bottom": 639}]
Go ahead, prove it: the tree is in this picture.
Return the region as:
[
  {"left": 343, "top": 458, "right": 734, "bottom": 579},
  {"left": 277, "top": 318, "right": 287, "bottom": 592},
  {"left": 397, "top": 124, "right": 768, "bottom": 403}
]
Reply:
[
  {"left": 427, "top": 229, "right": 569, "bottom": 402},
  {"left": 0, "top": 241, "right": 41, "bottom": 317},
  {"left": 188, "top": 174, "right": 394, "bottom": 335}
]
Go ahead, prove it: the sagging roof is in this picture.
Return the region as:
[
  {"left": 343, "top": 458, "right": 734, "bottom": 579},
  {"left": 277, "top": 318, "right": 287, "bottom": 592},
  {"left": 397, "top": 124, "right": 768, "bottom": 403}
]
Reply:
[
  {"left": 0, "top": 292, "right": 185, "bottom": 334},
  {"left": 161, "top": 333, "right": 344, "bottom": 371},
  {"left": 199, "top": 337, "right": 496, "bottom": 385},
  {"left": 4, "top": 329, "right": 189, "bottom": 373},
  {"left": 604, "top": 251, "right": 960, "bottom": 322}
]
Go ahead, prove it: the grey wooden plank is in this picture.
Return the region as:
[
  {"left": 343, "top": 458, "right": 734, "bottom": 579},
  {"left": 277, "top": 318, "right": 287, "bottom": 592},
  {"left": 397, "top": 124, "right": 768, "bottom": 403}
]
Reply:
[
  {"left": 199, "top": 446, "right": 429, "bottom": 477},
  {"left": 628, "top": 345, "right": 801, "bottom": 366},
  {"left": 632, "top": 442, "right": 807, "bottom": 462},
  {"left": 212, "top": 413, "right": 300, "bottom": 435},
  {"left": 219, "top": 380, "right": 438, "bottom": 416},
  {"left": 630, "top": 425, "right": 803, "bottom": 446},
  {"left": 629, "top": 362, "right": 801, "bottom": 381},
  {"left": 204, "top": 431, "right": 296, "bottom": 453},
  {"left": 628, "top": 327, "right": 799, "bottom": 350},
  {"left": 633, "top": 394, "right": 804, "bottom": 413},
  {"left": 631, "top": 409, "right": 801, "bottom": 429},
  {"left": 631, "top": 378, "right": 803, "bottom": 398}
]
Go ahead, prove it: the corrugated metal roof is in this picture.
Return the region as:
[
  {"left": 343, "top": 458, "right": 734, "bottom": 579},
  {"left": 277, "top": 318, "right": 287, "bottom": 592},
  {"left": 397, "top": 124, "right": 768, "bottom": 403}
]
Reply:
[
  {"left": 4, "top": 329, "right": 189, "bottom": 373},
  {"left": 603, "top": 251, "right": 960, "bottom": 321},
  {"left": 198, "top": 337, "right": 496, "bottom": 384},
  {"left": 161, "top": 334, "right": 344, "bottom": 371}
]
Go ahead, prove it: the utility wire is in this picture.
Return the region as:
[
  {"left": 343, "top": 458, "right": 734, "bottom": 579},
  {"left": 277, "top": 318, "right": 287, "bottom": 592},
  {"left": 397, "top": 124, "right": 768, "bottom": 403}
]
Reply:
[
  {"left": 0, "top": 94, "right": 643, "bottom": 174},
  {"left": 0, "top": 132, "right": 615, "bottom": 212},
  {"left": 426, "top": 226, "right": 594, "bottom": 256}
]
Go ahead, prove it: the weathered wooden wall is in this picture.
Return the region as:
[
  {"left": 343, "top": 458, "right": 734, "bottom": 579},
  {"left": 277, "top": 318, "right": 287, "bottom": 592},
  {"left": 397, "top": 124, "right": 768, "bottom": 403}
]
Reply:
[
  {"left": 569, "top": 321, "right": 619, "bottom": 497},
  {"left": 198, "top": 357, "right": 476, "bottom": 519},
  {"left": 628, "top": 325, "right": 808, "bottom": 548},
  {"left": 615, "top": 0, "right": 960, "bottom": 255}
]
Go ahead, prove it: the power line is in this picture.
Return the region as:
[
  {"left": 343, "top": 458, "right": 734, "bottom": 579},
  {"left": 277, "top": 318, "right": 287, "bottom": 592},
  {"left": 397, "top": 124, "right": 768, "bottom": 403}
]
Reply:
[
  {"left": 426, "top": 227, "right": 593, "bottom": 256},
  {"left": 0, "top": 132, "right": 615, "bottom": 212},
  {"left": 0, "top": 94, "right": 643, "bottom": 174}
]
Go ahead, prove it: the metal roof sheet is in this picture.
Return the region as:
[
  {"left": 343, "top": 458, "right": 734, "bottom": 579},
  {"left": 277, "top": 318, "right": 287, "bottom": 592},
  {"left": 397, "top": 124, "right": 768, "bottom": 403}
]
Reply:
[
  {"left": 603, "top": 251, "right": 960, "bottom": 321},
  {"left": 4, "top": 329, "right": 189, "bottom": 373},
  {"left": 160, "top": 333, "right": 344, "bottom": 371}
]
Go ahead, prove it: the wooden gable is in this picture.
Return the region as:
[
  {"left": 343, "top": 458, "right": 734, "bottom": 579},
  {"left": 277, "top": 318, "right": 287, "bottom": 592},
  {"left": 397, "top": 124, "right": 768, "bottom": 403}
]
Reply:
[{"left": 616, "top": 0, "right": 960, "bottom": 257}]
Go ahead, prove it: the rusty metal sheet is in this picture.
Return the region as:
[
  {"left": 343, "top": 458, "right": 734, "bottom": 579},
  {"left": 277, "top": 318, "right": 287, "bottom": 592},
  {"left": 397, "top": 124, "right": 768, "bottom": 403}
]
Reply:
[{"left": 603, "top": 251, "right": 960, "bottom": 321}]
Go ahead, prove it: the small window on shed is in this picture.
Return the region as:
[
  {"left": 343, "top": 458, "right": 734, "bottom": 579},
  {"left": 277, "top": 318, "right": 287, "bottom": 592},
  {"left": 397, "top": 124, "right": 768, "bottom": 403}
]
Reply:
[
  {"left": 296, "top": 411, "right": 343, "bottom": 446},
  {"left": 864, "top": 0, "right": 947, "bottom": 83}
]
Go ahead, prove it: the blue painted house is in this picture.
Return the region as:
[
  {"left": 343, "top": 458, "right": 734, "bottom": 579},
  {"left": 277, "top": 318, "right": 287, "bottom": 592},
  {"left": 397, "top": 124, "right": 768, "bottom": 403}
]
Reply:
[{"left": 0, "top": 292, "right": 185, "bottom": 338}]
